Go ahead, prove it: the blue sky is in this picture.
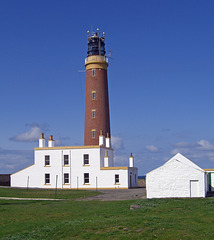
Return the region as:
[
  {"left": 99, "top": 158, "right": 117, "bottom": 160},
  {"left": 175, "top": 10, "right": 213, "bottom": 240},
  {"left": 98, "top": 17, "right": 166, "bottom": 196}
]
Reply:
[{"left": 0, "top": 0, "right": 214, "bottom": 175}]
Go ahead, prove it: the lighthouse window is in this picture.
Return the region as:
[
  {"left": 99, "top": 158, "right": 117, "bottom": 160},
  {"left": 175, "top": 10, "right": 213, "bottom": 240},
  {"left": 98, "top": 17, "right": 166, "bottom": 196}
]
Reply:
[
  {"left": 45, "top": 155, "right": 50, "bottom": 166},
  {"left": 92, "top": 130, "right": 96, "bottom": 138},
  {"left": 84, "top": 173, "right": 90, "bottom": 184},
  {"left": 115, "top": 174, "right": 119, "bottom": 184},
  {"left": 92, "top": 91, "right": 96, "bottom": 100},
  {"left": 92, "top": 69, "right": 95, "bottom": 77},
  {"left": 45, "top": 173, "right": 50, "bottom": 184},
  {"left": 64, "top": 173, "right": 69, "bottom": 184},
  {"left": 92, "top": 110, "right": 96, "bottom": 118}
]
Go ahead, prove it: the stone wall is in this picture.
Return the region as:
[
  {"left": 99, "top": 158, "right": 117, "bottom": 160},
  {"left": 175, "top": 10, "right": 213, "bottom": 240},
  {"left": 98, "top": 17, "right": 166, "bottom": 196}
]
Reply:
[
  {"left": 138, "top": 178, "right": 146, "bottom": 188},
  {"left": 0, "top": 174, "right": 10, "bottom": 186}
]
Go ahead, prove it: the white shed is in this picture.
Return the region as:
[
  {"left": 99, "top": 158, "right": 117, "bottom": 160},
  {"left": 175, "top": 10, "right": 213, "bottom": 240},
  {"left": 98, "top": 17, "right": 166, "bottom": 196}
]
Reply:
[{"left": 146, "top": 153, "right": 206, "bottom": 198}]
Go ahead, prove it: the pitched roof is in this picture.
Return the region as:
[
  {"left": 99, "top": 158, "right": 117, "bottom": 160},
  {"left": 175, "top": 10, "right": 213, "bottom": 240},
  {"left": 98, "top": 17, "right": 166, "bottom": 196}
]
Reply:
[{"left": 147, "top": 153, "right": 204, "bottom": 175}]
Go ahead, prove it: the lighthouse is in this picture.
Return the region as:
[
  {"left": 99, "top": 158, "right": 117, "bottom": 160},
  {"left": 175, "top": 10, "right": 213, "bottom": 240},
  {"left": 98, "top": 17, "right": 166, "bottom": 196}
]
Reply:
[
  {"left": 11, "top": 30, "right": 138, "bottom": 190},
  {"left": 84, "top": 29, "right": 111, "bottom": 145}
]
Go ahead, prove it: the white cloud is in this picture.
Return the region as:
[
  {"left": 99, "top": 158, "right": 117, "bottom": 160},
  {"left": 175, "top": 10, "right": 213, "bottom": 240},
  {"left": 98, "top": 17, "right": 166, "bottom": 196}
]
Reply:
[
  {"left": 170, "top": 147, "right": 190, "bottom": 155},
  {"left": 170, "top": 148, "right": 179, "bottom": 155},
  {"left": 54, "top": 136, "right": 70, "bottom": 146},
  {"left": 146, "top": 145, "right": 158, "bottom": 153},
  {"left": 10, "top": 124, "right": 42, "bottom": 142},
  {"left": 197, "top": 140, "right": 214, "bottom": 150},
  {"left": 170, "top": 139, "right": 214, "bottom": 163},
  {"left": 111, "top": 136, "right": 124, "bottom": 150},
  {"left": 0, "top": 148, "right": 33, "bottom": 174}
]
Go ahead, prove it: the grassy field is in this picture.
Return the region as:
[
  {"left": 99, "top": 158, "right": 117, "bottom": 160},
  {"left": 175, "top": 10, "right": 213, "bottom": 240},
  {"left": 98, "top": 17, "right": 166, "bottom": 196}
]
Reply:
[
  {"left": 0, "top": 189, "right": 214, "bottom": 239},
  {"left": 0, "top": 187, "right": 101, "bottom": 200}
]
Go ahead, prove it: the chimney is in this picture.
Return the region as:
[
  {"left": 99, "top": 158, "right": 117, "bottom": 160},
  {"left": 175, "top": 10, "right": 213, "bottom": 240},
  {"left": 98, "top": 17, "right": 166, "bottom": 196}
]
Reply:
[
  {"left": 106, "top": 132, "right": 111, "bottom": 148},
  {"left": 99, "top": 130, "right": 105, "bottom": 146},
  {"left": 104, "top": 150, "right": 109, "bottom": 167},
  {"left": 48, "top": 135, "right": 54, "bottom": 147},
  {"left": 129, "top": 153, "right": 134, "bottom": 167},
  {"left": 39, "top": 133, "right": 45, "bottom": 148}
]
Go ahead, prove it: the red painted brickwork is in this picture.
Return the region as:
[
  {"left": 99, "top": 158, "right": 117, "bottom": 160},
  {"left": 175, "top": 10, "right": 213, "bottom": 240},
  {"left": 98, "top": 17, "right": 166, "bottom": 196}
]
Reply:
[{"left": 84, "top": 68, "right": 110, "bottom": 145}]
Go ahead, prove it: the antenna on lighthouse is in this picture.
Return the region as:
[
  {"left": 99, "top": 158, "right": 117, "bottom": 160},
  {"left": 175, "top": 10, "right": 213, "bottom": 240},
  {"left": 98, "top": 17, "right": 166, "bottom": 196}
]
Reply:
[{"left": 107, "top": 50, "right": 113, "bottom": 60}]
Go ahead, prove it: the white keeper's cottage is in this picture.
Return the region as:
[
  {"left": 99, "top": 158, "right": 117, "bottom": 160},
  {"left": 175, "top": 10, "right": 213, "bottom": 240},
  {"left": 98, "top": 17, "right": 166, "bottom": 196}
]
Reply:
[
  {"left": 146, "top": 153, "right": 207, "bottom": 198},
  {"left": 11, "top": 134, "right": 138, "bottom": 189}
]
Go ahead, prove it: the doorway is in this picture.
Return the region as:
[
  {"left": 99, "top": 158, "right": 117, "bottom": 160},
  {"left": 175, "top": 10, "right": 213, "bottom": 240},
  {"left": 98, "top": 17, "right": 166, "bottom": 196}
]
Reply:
[{"left": 190, "top": 180, "right": 199, "bottom": 197}]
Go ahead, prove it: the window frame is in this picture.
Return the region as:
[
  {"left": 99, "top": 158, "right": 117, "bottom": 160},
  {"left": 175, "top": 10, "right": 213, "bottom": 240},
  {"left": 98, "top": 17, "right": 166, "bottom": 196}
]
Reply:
[
  {"left": 92, "top": 129, "right": 96, "bottom": 138},
  {"left": 92, "top": 69, "right": 95, "bottom": 77},
  {"left": 84, "top": 173, "right": 89, "bottom": 184},
  {"left": 115, "top": 174, "right": 120, "bottom": 184},
  {"left": 45, "top": 155, "right": 50, "bottom": 166},
  {"left": 92, "top": 91, "right": 96, "bottom": 100},
  {"left": 83, "top": 154, "right": 89, "bottom": 165},
  {"left": 64, "top": 155, "right": 69, "bottom": 166},
  {"left": 45, "top": 173, "right": 50, "bottom": 184},
  {"left": 92, "top": 109, "right": 96, "bottom": 118},
  {"left": 64, "top": 173, "right": 69, "bottom": 184}
]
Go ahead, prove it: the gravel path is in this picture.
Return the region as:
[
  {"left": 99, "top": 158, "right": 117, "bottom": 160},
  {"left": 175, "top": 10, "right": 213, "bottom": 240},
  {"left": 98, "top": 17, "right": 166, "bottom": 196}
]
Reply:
[
  {"left": 80, "top": 188, "right": 146, "bottom": 201},
  {"left": 0, "top": 197, "right": 62, "bottom": 201}
]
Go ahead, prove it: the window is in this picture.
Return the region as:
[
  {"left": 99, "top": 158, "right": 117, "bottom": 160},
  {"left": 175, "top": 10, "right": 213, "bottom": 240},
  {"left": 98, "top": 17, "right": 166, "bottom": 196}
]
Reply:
[
  {"left": 92, "top": 69, "right": 95, "bottom": 77},
  {"left": 45, "top": 155, "right": 50, "bottom": 166},
  {"left": 92, "top": 129, "right": 96, "bottom": 138},
  {"left": 92, "top": 110, "right": 96, "bottom": 118},
  {"left": 64, "top": 155, "right": 69, "bottom": 165},
  {"left": 84, "top": 173, "right": 89, "bottom": 184},
  {"left": 92, "top": 91, "right": 96, "bottom": 100},
  {"left": 84, "top": 154, "right": 89, "bottom": 165},
  {"left": 115, "top": 174, "right": 119, "bottom": 184},
  {"left": 45, "top": 173, "right": 50, "bottom": 184},
  {"left": 64, "top": 173, "right": 69, "bottom": 184}
]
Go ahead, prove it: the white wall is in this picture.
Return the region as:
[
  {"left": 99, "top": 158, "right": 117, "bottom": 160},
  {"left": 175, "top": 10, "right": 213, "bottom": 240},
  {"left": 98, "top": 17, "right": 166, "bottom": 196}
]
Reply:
[
  {"left": 11, "top": 146, "right": 136, "bottom": 189},
  {"left": 146, "top": 157, "right": 205, "bottom": 198},
  {"left": 128, "top": 168, "right": 138, "bottom": 188}
]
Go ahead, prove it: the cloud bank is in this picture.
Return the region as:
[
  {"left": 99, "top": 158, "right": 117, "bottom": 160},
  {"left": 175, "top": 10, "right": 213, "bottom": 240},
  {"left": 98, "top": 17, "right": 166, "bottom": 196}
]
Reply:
[
  {"left": 0, "top": 147, "right": 33, "bottom": 174},
  {"left": 171, "top": 139, "right": 214, "bottom": 163},
  {"left": 111, "top": 136, "right": 124, "bottom": 150},
  {"left": 10, "top": 123, "right": 43, "bottom": 142}
]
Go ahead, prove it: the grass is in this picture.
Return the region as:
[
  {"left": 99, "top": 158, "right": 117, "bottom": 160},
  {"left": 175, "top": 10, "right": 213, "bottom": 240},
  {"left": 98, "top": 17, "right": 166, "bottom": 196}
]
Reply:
[
  {"left": 0, "top": 187, "right": 101, "bottom": 200},
  {"left": 0, "top": 188, "right": 214, "bottom": 239}
]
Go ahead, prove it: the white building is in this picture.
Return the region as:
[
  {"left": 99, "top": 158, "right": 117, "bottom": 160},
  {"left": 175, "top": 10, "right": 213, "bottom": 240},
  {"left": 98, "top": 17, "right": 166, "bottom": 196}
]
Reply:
[
  {"left": 11, "top": 134, "right": 138, "bottom": 189},
  {"left": 146, "top": 153, "right": 206, "bottom": 198},
  {"left": 204, "top": 169, "right": 214, "bottom": 192}
]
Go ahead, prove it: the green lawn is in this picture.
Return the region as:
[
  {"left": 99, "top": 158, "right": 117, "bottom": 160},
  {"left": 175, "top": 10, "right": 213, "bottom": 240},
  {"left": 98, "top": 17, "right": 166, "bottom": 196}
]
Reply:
[
  {"left": 0, "top": 192, "right": 214, "bottom": 239},
  {"left": 0, "top": 187, "right": 101, "bottom": 200}
]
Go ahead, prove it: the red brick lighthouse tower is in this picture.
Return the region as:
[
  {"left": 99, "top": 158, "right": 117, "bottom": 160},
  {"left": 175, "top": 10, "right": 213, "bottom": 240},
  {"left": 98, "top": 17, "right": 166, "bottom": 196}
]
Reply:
[{"left": 84, "top": 29, "right": 110, "bottom": 145}]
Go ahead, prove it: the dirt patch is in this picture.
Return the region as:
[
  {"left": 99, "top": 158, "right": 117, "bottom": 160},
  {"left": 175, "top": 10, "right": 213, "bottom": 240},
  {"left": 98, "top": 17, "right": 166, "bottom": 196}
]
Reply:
[{"left": 80, "top": 188, "right": 146, "bottom": 201}]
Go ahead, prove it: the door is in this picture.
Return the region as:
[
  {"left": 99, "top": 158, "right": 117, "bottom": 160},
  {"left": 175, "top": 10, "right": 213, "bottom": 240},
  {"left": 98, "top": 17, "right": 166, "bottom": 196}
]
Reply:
[
  {"left": 190, "top": 180, "right": 199, "bottom": 197},
  {"left": 130, "top": 175, "right": 132, "bottom": 188}
]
